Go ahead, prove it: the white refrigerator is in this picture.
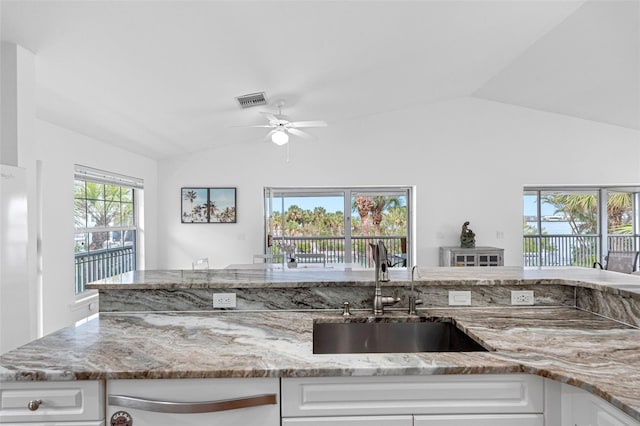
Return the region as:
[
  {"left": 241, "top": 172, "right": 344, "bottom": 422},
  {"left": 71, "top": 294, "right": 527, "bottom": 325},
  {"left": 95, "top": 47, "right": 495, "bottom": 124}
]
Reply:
[{"left": 0, "top": 164, "right": 31, "bottom": 354}]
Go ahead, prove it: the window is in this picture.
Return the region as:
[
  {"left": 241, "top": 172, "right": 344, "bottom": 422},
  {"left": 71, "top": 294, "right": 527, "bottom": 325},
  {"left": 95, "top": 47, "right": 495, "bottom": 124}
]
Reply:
[
  {"left": 523, "top": 187, "right": 640, "bottom": 267},
  {"left": 74, "top": 166, "right": 143, "bottom": 293},
  {"left": 264, "top": 187, "right": 412, "bottom": 268}
]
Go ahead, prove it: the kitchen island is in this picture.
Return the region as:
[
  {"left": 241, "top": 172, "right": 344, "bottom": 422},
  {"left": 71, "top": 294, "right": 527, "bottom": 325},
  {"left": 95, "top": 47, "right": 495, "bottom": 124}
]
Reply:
[{"left": 1, "top": 267, "right": 640, "bottom": 423}]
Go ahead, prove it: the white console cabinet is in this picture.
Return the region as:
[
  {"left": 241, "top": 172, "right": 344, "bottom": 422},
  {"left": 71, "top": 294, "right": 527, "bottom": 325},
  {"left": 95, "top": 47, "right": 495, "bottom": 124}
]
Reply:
[
  {"left": 282, "top": 374, "right": 543, "bottom": 425},
  {"left": 439, "top": 246, "right": 504, "bottom": 267},
  {"left": 0, "top": 381, "right": 103, "bottom": 425}
]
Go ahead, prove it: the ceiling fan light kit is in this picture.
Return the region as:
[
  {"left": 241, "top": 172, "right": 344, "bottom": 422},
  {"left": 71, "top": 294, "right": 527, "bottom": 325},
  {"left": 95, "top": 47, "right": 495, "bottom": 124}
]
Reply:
[
  {"left": 271, "top": 130, "right": 289, "bottom": 145},
  {"left": 237, "top": 100, "right": 327, "bottom": 146}
]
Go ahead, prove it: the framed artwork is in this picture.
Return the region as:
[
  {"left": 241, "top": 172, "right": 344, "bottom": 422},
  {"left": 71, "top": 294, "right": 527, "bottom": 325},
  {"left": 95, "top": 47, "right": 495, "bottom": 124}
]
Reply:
[{"left": 181, "top": 187, "right": 237, "bottom": 223}]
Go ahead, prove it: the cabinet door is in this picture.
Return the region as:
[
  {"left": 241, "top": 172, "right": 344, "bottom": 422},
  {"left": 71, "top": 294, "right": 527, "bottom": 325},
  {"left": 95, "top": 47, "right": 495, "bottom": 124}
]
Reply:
[
  {"left": 478, "top": 253, "right": 502, "bottom": 266},
  {"left": 453, "top": 253, "right": 476, "bottom": 267},
  {"left": 282, "top": 415, "right": 412, "bottom": 426},
  {"left": 562, "top": 384, "right": 640, "bottom": 426},
  {"left": 414, "top": 414, "right": 543, "bottom": 426},
  {"left": 567, "top": 395, "right": 640, "bottom": 426}
]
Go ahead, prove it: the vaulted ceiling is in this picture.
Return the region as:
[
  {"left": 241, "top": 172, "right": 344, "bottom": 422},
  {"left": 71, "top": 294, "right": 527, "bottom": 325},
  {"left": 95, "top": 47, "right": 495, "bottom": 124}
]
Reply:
[{"left": 2, "top": 1, "right": 638, "bottom": 159}]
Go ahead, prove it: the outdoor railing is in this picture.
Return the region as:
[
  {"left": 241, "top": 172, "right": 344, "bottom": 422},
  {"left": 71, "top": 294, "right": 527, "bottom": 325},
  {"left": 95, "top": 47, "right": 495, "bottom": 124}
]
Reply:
[
  {"left": 75, "top": 246, "right": 136, "bottom": 293},
  {"left": 608, "top": 235, "right": 640, "bottom": 252},
  {"left": 523, "top": 234, "right": 640, "bottom": 267},
  {"left": 270, "top": 235, "right": 406, "bottom": 268}
]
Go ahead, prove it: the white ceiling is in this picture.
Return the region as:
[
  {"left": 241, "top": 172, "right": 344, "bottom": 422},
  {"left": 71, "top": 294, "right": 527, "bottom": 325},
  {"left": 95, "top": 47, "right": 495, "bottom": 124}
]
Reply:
[{"left": 1, "top": 0, "right": 638, "bottom": 159}]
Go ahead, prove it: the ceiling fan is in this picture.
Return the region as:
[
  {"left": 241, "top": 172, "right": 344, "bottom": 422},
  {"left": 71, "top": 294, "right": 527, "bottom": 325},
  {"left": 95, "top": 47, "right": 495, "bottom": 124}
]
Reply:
[{"left": 246, "top": 103, "right": 327, "bottom": 146}]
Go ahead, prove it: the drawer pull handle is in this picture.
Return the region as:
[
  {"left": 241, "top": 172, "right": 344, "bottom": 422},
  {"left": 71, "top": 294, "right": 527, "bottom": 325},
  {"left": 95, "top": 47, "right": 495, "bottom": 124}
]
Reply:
[
  {"left": 108, "top": 393, "right": 277, "bottom": 414},
  {"left": 27, "top": 399, "right": 42, "bottom": 411}
]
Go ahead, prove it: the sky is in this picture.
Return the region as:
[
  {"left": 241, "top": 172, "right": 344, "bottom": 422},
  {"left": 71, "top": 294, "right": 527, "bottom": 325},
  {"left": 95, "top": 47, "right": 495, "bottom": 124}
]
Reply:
[{"left": 523, "top": 195, "right": 558, "bottom": 217}]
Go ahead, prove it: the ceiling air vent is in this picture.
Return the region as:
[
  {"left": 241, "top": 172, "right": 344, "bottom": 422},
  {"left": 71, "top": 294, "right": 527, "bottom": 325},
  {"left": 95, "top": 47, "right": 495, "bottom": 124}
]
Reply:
[{"left": 236, "top": 92, "right": 267, "bottom": 109}]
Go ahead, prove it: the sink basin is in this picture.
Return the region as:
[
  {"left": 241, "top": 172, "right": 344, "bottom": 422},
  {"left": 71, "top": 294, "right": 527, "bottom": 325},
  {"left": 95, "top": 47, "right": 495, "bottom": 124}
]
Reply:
[{"left": 313, "top": 318, "right": 488, "bottom": 354}]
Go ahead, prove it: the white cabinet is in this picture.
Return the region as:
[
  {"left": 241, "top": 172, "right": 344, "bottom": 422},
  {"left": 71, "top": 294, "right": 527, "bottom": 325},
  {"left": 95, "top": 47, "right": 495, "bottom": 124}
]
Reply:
[
  {"left": 107, "top": 377, "right": 279, "bottom": 426},
  {"left": 282, "top": 416, "right": 412, "bottom": 426},
  {"left": 414, "top": 414, "right": 542, "bottom": 425},
  {"left": 0, "top": 381, "right": 103, "bottom": 425},
  {"left": 282, "top": 374, "right": 543, "bottom": 424},
  {"left": 562, "top": 384, "right": 640, "bottom": 426},
  {"left": 439, "top": 246, "right": 504, "bottom": 267}
]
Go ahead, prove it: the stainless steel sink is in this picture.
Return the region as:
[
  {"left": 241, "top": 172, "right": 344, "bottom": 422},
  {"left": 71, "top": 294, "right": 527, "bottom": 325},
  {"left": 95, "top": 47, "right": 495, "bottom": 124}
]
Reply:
[{"left": 313, "top": 318, "right": 488, "bottom": 354}]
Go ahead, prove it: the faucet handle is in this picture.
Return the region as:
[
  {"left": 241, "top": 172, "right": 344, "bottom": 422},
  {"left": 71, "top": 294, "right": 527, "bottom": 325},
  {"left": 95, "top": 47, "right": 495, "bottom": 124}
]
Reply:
[
  {"left": 408, "top": 295, "right": 423, "bottom": 315},
  {"left": 342, "top": 301, "right": 352, "bottom": 316}
]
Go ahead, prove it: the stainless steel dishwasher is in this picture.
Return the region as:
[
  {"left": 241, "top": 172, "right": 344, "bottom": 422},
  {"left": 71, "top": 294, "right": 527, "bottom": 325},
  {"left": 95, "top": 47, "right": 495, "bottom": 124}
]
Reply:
[{"left": 107, "top": 378, "right": 279, "bottom": 426}]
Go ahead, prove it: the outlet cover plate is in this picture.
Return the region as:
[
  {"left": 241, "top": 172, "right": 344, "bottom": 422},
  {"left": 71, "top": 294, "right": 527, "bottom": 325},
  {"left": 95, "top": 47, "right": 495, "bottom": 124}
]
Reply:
[
  {"left": 511, "top": 290, "right": 534, "bottom": 306},
  {"left": 448, "top": 290, "right": 471, "bottom": 306},
  {"left": 213, "top": 292, "right": 237, "bottom": 308}
]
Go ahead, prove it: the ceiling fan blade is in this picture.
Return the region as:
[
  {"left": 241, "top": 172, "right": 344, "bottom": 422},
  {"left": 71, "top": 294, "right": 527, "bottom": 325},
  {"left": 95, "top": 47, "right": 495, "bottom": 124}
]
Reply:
[
  {"left": 260, "top": 111, "right": 290, "bottom": 123},
  {"left": 289, "top": 120, "right": 327, "bottom": 128},
  {"left": 288, "top": 128, "right": 313, "bottom": 139},
  {"left": 259, "top": 112, "right": 279, "bottom": 122}
]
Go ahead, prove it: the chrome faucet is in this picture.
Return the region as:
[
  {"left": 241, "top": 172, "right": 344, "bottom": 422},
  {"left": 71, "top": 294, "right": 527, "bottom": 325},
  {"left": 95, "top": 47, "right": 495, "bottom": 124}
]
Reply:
[
  {"left": 408, "top": 265, "right": 423, "bottom": 315},
  {"left": 370, "top": 241, "right": 399, "bottom": 315}
]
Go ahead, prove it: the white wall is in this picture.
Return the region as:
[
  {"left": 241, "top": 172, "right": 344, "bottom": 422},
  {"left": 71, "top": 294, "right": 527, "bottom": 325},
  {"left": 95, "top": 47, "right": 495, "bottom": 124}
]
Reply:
[
  {"left": 34, "top": 119, "right": 158, "bottom": 335},
  {"left": 157, "top": 97, "right": 640, "bottom": 269}
]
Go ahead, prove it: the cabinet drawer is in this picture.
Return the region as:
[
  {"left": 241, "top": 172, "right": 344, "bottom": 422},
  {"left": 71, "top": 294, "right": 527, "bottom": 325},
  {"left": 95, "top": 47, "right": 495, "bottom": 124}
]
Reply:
[
  {"left": 0, "top": 381, "right": 103, "bottom": 423},
  {"left": 2, "top": 422, "right": 104, "bottom": 426},
  {"left": 282, "top": 374, "right": 543, "bottom": 417},
  {"left": 283, "top": 415, "right": 412, "bottom": 426},
  {"left": 414, "top": 414, "right": 543, "bottom": 425}
]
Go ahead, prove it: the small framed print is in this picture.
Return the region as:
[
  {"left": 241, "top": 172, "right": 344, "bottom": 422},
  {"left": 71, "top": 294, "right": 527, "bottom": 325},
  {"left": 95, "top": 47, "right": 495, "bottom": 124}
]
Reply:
[{"left": 181, "top": 187, "right": 236, "bottom": 223}]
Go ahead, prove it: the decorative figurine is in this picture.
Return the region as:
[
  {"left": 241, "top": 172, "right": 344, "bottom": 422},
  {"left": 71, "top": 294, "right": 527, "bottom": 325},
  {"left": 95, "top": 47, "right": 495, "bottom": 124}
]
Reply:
[{"left": 460, "top": 221, "right": 476, "bottom": 248}]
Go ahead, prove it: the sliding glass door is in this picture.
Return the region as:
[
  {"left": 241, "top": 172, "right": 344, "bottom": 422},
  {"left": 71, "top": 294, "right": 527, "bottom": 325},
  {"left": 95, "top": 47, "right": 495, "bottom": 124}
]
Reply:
[{"left": 264, "top": 187, "right": 412, "bottom": 268}]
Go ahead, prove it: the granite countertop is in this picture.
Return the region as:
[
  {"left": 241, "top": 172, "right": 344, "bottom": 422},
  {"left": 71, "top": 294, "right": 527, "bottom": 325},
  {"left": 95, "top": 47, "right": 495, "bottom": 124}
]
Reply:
[
  {"left": 1, "top": 307, "right": 639, "bottom": 420},
  {"left": 86, "top": 266, "right": 640, "bottom": 297}
]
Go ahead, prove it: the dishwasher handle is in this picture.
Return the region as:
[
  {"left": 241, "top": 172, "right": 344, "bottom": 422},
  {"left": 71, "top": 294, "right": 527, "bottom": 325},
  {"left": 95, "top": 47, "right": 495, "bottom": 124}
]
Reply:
[{"left": 108, "top": 393, "right": 277, "bottom": 414}]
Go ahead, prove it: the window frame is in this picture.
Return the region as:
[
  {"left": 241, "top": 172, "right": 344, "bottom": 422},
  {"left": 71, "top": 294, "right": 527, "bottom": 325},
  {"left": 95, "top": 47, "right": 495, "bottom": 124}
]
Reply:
[
  {"left": 73, "top": 165, "right": 143, "bottom": 294},
  {"left": 523, "top": 186, "right": 640, "bottom": 267}
]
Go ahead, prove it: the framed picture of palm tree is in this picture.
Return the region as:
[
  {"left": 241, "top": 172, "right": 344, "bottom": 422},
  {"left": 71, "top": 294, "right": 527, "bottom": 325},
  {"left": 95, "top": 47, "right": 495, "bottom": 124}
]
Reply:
[{"left": 181, "top": 187, "right": 237, "bottom": 223}]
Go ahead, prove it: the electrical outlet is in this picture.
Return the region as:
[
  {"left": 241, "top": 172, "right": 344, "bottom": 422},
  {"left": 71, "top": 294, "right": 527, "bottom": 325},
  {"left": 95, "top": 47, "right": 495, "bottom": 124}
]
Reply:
[
  {"left": 511, "top": 290, "right": 534, "bottom": 306},
  {"left": 213, "top": 293, "right": 236, "bottom": 308},
  {"left": 448, "top": 290, "right": 471, "bottom": 306}
]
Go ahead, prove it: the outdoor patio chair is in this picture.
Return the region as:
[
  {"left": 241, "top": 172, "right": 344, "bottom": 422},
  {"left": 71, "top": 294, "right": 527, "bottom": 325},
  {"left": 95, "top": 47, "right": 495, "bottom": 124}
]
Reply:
[{"left": 593, "top": 251, "right": 640, "bottom": 274}]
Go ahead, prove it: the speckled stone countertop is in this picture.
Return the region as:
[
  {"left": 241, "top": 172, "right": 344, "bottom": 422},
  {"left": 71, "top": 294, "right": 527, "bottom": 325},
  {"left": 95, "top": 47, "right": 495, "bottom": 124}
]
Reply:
[
  {"left": 86, "top": 266, "right": 640, "bottom": 297},
  {"left": 1, "top": 307, "right": 639, "bottom": 420}
]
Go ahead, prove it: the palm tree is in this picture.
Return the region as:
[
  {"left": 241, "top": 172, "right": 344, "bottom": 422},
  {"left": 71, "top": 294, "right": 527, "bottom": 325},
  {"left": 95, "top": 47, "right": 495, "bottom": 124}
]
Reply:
[
  {"left": 353, "top": 196, "right": 374, "bottom": 236},
  {"left": 543, "top": 192, "right": 634, "bottom": 262},
  {"left": 204, "top": 200, "right": 218, "bottom": 221},
  {"left": 286, "top": 205, "right": 305, "bottom": 225},
  {"left": 543, "top": 193, "right": 633, "bottom": 235},
  {"left": 371, "top": 196, "right": 402, "bottom": 236},
  {"left": 607, "top": 193, "right": 632, "bottom": 232},
  {"left": 382, "top": 205, "right": 407, "bottom": 235},
  {"left": 183, "top": 190, "right": 198, "bottom": 222}
]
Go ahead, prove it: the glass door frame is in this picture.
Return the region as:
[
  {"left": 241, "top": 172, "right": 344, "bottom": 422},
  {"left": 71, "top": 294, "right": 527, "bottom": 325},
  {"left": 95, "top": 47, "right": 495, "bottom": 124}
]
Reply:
[{"left": 263, "top": 186, "right": 414, "bottom": 267}]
